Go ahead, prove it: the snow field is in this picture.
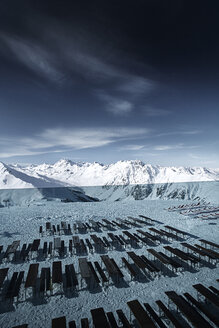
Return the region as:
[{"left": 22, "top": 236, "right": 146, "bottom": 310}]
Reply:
[{"left": 0, "top": 199, "right": 218, "bottom": 327}]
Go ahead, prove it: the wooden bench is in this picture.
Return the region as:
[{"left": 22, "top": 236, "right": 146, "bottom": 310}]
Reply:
[
  {"left": 0, "top": 268, "right": 9, "bottom": 289},
  {"left": 144, "top": 303, "right": 167, "bottom": 328},
  {"left": 52, "top": 261, "right": 62, "bottom": 284},
  {"left": 127, "top": 251, "right": 147, "bottom": 271},
  {"left": 101, "top": 255, "right": 119, "bottom": 278},
  {"left": 69, "top": 240, "right": 73, "bottom": 254},
  {"left": 106, "top": 312, "right": 119, "bottom": 328},
  {"left": 209, "top": 285, "right": 219, "bottom": 296},
  {"left": 156, "top": 300, "right": 184, "bottom": 328},
  {"left": 158, "top": 251, "right": 181, "bottom": 270},
  {"left": 25, "top": 263, "right": 39, "bottom": 288},
  {"left": 85, "top": 239, "right": 93, "bottom": 252},
  {"left": 164, "top": 246, "right": 198, "bottom": 265},
  {"left": 13, "top": 271, "right": 24, "bottom": 298},
  {"left": 164, "top": 225, "right": 188, "bottom": 238},
  {"left": 184, "top": 292, "right": 219, "bottom": 327},
  {"left": 48, "top": 242, "right": 53, "bottom": 256},
  {"left": 94, "top": 261, "right": 108, "bottom": 284},
  {"left": 140, "top": 255, "right": 160, "bottom": 274},
  {"left": 127, "top": 299, "right": 156, "bottom": 327},
  {"left": 121, "top": 257, "right": 137, "bottom": 279},
  {"left": 69, "top": 264, "right": 78, "bottom": 287},
  {"left": 19, "top": 244, "right": 26, "bottom": 260},
  {"left": 123, "top": 231, "right": 139, "bottom": 244},
  {"left": 31, "top": 239, "right": 40, "bottom": 252},
  {"left": 195, "top": 244, "right": 219, "bottom": 259},
  {"left": 68, "top": 321, "right": 76, "bottom": 328},
  {"left": 137, "top": 229, "right": 159, "bottom": 243},
  {"left": 43, "top": 242, "right": 47, "bottom": 256},
  {"left": 81, "top": 318, "right": 89, "bottom": 328},
  {"left": 5, "top": 272, "right": 18, "bottom": 299},
  {"left": 52, "top": 316, "right": 66, "bottom": 328},
  {"left": 91, "top": 307, "right": 110, "bottom": 328},
  {"left": 193, "top": 284, "right": 219, "bottom": 308},
  {"left": 165, "top": 291, "right": 213, "bottom": 328},
  {"left": 46, "top": 222, "right": 51, "bottom": 232},
  {"left": 110, "top": 258, "right": 124, "bottom": 278},
  {"left": 87, "top": 261, "right": 100, "bottom": 284},
  {"left": 116, "top": 309, "right": 132, "bottom": 328},
  {"left": 199, "top": 239, "right": 219, "bottom": 250}
]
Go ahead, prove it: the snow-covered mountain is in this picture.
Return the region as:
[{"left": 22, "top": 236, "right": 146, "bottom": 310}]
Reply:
[
  {"left": 4, "top": 159, "right": 219, "bottom": 189},
  {"left": 0, "top": 159, "right": 218, "bottom": 205}
]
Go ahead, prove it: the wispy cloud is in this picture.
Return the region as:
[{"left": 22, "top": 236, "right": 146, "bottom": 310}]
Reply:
[
  {"left": 155, "top": 129, "right": 202, "bottom": 138},
  {"left": 98, "top": 93, "right": 133, "bottom": 115},
  {"left": 1, "top": 35, "right": 64, "bottom": 83},
  {"left": 142, "top": 106, "right": 172, "bottom": 117},
  {"left": 1, "top": 28, "right": 155, "bottom": 115},
  {"left": 0, "top": 127, "right": 149, "bottom": 158},
  {"left": 118, "top": 144, "right": 145, "bottom": 151},
  {"left": 154, "top": 143, "right": 200, "bottom": 151}
]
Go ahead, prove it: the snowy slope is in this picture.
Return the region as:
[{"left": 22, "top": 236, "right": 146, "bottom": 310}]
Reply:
[
  {"left": 8, "top": 159, "right": 219, "bottom": 188},
  {"left": 0, "top": 160, "right": 218, "bottom": 205}
]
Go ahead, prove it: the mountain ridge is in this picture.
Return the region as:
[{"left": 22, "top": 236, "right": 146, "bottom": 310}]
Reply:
[{"left": 1, "top": 159, "right": 219, "bottom": 190}]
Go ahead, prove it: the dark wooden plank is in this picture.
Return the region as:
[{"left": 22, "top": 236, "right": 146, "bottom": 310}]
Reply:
[
  {"left": 94, "top": 261, "right": 108, "bottom": 283},
  {"left": 209, "top": 285, "right": 219, "bottom": 296},
  {"left": 52, "top": 261, "right": 62, "bottom": 284},
  {"left": 31, "top": 239, "right": 40, "bottom": 252},
  {"left": 5, "top": 272, "right": 18, "bottom": 298},
  {"left": 110, "top": 258, "right": 124, "bottom": 278},
  {"left": 158, "top": 251, "right": 182, "bottom": 270},
  {"left": 69, "top": 264, "right": 78, "bottom": 287},
  {"left": 81, "top": 318, "right": 89, "bottom": 328},
  {"left": 68, "top": 321, "right": 76, "bottom": 328},
  {"left": 43, "top": 242, "right": 47, "bottom": 255},
  {"left": 79, "top": 258, "right": 91, "bottom": 279},
  {"left": 101, "top": 255, "right": 118, "bottom": 276},
  {"left": 193, "top": 284, "right": 219, "bottom": 308},
  {"left": 0, "top": 268, "right": 9, "bottom": 288},
  {"left": 65, "top": 265, "right": 72, "bottom": 289},
  {"left": 127, "top": 299, "right": 156, "bottom": 328},
  {"left": 121, "top": 257, "right": 137, "bottom": 278},
  {"left": 87, "top": 261, "right": 100, "bottom": 284},
  {"left": 156, "top": 300, "right": 185, "bottom": 328},
  {"left": 91, "top": 307, "right": 110, "bottom": 328},
  {"left": 116, "top": 309, "right": 132, "bottom": 328},
  {"left": 13, "top": 271, "right": 24, "bottom": 298},
  {"left": 52, "top": 316, "right": 66, "bottom": 328},
  {"left": 45, "top": 267, "right": 51, "bottom": 291},
  {"left": 106, "top": 312, "right": 119, "bottom": 328},
  {"left": 165, "top": 291, "right": 213, "bottom": 328},
  {"left": 144, "top": 303, "right": 168, "bottom": 328},
  {"left": 127, "top": 252, "right": 147, "bottom": 270},
  {"left": 141, "top": 255, "right": 160, "bottom": 273},
  {"left": 25, "top": 263, "right": 39, "bottom": 288},
  {"left": 40, "top": 268, "right": 46, "bottom": 293},
  {"left": 199, "top": 239, "right": 219, "bottom": 249},
  {"left": 184, "top": 292, "right": 219, "bottom": 327}
]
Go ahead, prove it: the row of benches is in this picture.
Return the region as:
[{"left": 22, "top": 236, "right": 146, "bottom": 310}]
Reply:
[
  {"left": 41, "top": 215, "right": 155, "bottom": 236},
  {"left": 13, "top": 281, "right": 219, "bottom": 328},
  {"left": 2, "top": 239, "right": 218, "bottom": 302},
  {"left": 2, "top": 224, "right": 193, "bottom": 263}
]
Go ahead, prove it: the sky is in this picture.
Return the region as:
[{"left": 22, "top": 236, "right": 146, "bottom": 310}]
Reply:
[{"left": 0, "top": 0, "right": 219, "bottom": 167}]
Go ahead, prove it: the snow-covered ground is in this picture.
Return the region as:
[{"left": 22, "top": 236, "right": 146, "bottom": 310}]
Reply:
[{"left": 0, "top": 198, "right": 218, "bottom": 327}]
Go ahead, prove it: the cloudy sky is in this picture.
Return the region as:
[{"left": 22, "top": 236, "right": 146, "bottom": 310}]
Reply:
[{"left": 0, "top": 0, "right": 218, "bottom": 167}]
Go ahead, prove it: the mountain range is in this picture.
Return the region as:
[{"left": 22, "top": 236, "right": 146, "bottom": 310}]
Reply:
[{"left": 0, "top": 159, "right": 218, "bottom": 205}]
